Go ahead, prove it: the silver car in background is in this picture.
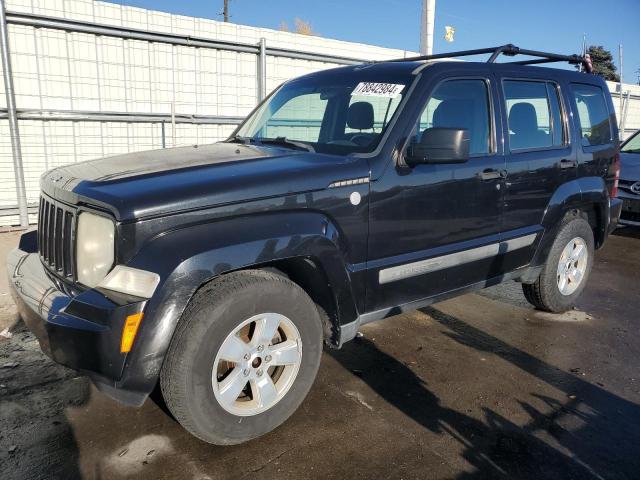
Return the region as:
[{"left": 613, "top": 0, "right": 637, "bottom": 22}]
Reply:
[{"left": 619, "top": 130, "right": 640, "bottom": 227}]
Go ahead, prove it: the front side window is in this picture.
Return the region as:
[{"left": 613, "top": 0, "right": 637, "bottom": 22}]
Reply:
[
  {"left": 572, "top": 84, "right": 613, "bottom": 146},
  {"left": 234, "top": 75, "right": 411, "bottom": 155},
  {"left": 504, "top": 80, "right": 565, "bottom": 151},
  {"left": 413, "top": 79, "right": 491, "bottom": 155}
]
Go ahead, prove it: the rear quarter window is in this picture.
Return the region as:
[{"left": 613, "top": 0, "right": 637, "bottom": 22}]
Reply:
[{"left": 571, "top": 84, "right": 613, "bottom": 147}]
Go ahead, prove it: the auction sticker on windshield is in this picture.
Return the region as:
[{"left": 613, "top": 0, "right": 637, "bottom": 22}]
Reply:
[{"left": 352, "top": 82, "right": 405, "bottom": 98}]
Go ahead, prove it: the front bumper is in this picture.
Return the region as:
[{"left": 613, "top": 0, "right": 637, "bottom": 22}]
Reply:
[
  {"left": 617, "top": 190, "right": 640, "bottom": 227},
  {"left": 8, "top": 231, "right": 148, "bottom": 405}
]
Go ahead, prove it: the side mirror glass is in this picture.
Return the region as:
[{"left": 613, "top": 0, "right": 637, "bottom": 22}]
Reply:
[{"left": 405, "top": 127, "right": 470, "bottom": 165}]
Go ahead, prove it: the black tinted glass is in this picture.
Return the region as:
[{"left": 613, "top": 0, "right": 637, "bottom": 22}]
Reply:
[
  {"left": 417, "top": 79, "right": 491, "bottom": 155},
  {"left": 504, "top": 80, "right": 553, "bottom": 151},
  {"left": 572, "top": 84, "right": 612, "bottom": 146}
]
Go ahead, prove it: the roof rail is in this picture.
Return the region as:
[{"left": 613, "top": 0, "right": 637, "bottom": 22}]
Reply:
[{"left": 383, "top": 44, "right": 593, "bottom": 73}]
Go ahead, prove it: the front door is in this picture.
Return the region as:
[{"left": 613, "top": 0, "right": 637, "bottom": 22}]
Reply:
[{"left": 366, "top": 75, "right": 506, "bottom": 313}]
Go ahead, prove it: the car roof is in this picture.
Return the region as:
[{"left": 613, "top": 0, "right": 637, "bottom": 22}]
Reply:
[{"left": 300, "top": 59, "right": 605, "bottom": 85}]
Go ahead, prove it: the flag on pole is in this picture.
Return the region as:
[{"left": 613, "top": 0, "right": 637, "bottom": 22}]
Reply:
[{"left": 444, "top": 26, "right": 455, "bottom": 43}]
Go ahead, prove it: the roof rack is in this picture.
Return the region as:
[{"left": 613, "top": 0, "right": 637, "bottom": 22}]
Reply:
[{"left": 384, "top": 44, "right": 593, "bottom": 73}]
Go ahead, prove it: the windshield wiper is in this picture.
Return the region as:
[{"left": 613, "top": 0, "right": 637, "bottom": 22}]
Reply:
[
  {"left": 622, "top": 148, "right": 640, "bottom": 154},
  {"left": 255, "top": 137, "right": 315, "bottom": 152},
  {"left": 227, "top": 135, "right": 252, "bottom": 145}
]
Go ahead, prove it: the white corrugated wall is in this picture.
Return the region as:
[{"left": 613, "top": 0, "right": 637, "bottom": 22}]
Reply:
[
  {"left": 0, "top": 0, "right": 638, "bottom": 227},
  {"left": 0, "top": 0, "right": 412, "bottom": 226},
  {"left": 609, "top": 81, "right": 640, "bottom": 140}
]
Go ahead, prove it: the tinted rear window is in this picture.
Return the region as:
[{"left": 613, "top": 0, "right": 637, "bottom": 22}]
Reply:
[{"left": 572, "top": 84, "right": 612, "bottom": 146}]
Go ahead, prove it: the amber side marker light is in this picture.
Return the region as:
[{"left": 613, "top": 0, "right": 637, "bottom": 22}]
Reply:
[{"left": 121, "top": 312, "right": 144, "bottom": 353}]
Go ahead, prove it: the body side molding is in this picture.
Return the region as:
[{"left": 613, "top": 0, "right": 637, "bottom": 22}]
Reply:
[
  {"left": 339, "top": 267, "right": 529, "bottom": 346},
  {"left": 378, "top": 233, "right": 537, "bottom": 284}
]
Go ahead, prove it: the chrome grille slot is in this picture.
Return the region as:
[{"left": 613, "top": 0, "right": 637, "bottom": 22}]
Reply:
[{"left": 37, "top": 196, "right": 76, "bottom": 279}]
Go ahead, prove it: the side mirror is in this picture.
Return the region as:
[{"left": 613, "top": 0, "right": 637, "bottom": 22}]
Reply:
[{"left": 405, "top": 127, "right": 470, "bottom": 166}]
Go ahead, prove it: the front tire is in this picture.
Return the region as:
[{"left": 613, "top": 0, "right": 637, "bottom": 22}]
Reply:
[
  {"left": 160, "top": 270, "right": 323, "bottom": 445},
  {"left": 522, "top": 217, "right": 594, "bottom": 313}
]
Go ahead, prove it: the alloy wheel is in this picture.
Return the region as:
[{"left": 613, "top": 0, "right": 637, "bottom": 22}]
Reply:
[
  {"left": 556, "top": 236, "right": 588, "bottom": 296},
  {"left": 212, "top": 313, "right": 302, "bottom": 416}
]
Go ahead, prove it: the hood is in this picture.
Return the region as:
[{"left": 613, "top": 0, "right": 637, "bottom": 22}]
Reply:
[
  {"left": 41, "top": 142, "right": 369, "bottom": 221},
  {"left": 620, "top": 151, "right": 640, "bottom": 182}
]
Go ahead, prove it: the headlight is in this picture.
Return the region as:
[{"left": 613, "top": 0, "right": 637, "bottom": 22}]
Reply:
[{"left": 76, "top": 212, "right": 115, "bottom": 287}]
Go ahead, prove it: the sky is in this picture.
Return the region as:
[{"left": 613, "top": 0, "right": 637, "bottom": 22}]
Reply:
[{"left": 110, "top": 0, "right": 640, "bottom": 82}]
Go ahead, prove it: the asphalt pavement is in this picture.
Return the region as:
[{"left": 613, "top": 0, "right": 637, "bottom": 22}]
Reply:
[{"left": 1, "top": 228, "right": 639, "bottom": 480}]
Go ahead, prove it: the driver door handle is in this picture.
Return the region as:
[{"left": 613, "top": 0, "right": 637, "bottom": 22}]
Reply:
[
  {"left": 560, "top": 159, "right": 578, "bottom": 169},
  {"left": 479, "top": 168, "right": 507, "bottom": 181}
]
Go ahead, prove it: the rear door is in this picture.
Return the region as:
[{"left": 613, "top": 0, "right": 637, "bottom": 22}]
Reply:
[
  {"left": 570, "top": 82, "right": 618, "bottom": 195},
  {"left": 366, "top": 72, "right": 507, "bottom": 313},
  {"left": 499, "top": 76, "right": 576, "bottom": 269}
]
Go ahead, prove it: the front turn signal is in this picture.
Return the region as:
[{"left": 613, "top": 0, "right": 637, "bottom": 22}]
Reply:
[{"left": 121, "top": 312, "right": 144, "bottom": 353}]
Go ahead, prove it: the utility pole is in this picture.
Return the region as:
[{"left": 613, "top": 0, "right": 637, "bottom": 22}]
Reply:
[
  {"left": 420, "top": 0, "right": 435, "bottom": 55},
  {"left": 222, "top": 0, "right": 229, "bottom": 22},
  {"left": 619, "top": 44, "right": 624, "bottom": 139}
]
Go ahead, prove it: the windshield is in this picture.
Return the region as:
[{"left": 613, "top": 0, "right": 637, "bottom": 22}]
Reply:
[
  {"left": 232, "top": 72, "right": 412, "bottom": 155},
  {"left": 622, "top": 130, "right": 640, "bottom": 154}
]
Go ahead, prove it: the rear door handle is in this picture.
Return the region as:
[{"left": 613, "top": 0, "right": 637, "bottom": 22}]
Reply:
[
  {"left": 479, "top": 168, "right": 506, "bottom": 181},
  {"left": 560, "top": 159, "right": 578, "bottom": 169}
]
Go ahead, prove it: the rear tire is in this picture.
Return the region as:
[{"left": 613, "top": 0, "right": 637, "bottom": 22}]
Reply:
[
  {"left": 522, "top": 217, "right": 594, "bottom": 313},
  {"left": 160, "top": 270, "right": 323, "bottom": 445}
]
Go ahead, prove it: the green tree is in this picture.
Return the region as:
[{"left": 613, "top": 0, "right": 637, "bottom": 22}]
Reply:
[{"left": 581, "top": 45, "right": 620, "bottom": 82}]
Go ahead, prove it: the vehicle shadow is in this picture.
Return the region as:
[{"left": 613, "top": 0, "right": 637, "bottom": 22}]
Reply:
[
  {"left": 329, "top": 306, "right": 640, "bottom": 479},
  {"left": 423, "top": 305, "right": 640, "bottom": 479},
  {"left": 612, "top": 225, "right": 640, "bottom": 240}
]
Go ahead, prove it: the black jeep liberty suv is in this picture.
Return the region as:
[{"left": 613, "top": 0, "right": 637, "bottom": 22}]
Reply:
[{"left": 8, "top": 45, "right": 622, "bottom": 445}]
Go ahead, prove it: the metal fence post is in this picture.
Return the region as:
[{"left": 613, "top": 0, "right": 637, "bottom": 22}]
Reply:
[
  {"left": 170, "top": 101, "right": 176, "bottom": 147},
  {"left": 257, "top": 37, "right": 266, "bottom": 102},
  {"left": 0, "top": 0, "right": 28, "bottom": 227},
  {"left": 621, "top": 91, "right": 630, "bottom": 138}
]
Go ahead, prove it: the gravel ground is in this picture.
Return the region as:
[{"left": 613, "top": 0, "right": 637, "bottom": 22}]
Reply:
[{"left": 0, "top": 232, "right": 21, "bottom": 333}]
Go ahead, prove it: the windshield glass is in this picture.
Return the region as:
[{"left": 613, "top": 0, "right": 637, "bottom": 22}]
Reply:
[
  {"left": 622, "top": 130, "right": 640, "bottom": 154},
  {"left": 233, "top": 72, "right": 412, "bottom": 155}
]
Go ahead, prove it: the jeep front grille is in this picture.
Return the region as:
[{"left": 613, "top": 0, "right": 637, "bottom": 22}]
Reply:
[{"left": 38, "top": 196, "right": 76, "bottom": 279}]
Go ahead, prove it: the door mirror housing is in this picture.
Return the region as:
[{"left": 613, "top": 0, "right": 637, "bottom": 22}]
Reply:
[{"left": 405, "top": 128, "right": 470, "bottom": 166}]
